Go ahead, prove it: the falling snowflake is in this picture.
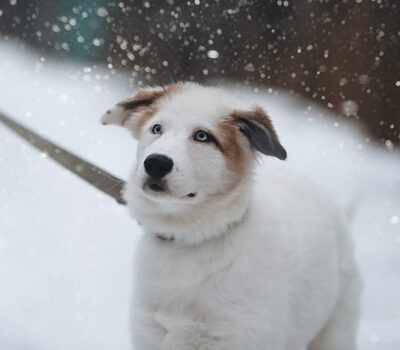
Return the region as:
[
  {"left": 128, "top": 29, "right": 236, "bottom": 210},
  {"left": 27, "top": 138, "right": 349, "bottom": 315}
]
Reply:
[
  {"left": 207, "top": 49, "right": 219, "bottom": 59},
  {"left": 96, "top": 7, "right": 108, "bottom": 17},
  {"left": 244, "top": 63, "right": 255, "bottom": 72},
  {"left": 390, "top": 216, "right": 399, "bottom": 225}
]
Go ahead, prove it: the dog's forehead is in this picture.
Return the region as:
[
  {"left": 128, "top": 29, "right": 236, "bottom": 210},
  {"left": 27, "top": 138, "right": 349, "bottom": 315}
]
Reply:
[{"left": 157, "top": 84, "right": 243, "bottom": 127}]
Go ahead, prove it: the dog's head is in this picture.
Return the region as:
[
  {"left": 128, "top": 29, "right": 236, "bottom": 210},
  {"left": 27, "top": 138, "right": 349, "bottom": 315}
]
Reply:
[{"left": 101, "top": 83, "right": 286, "bottom": 238}]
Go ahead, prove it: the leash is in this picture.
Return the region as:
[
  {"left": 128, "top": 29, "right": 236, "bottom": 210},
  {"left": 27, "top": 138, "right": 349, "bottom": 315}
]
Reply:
[{"left": 0, "top": 110, "right": 126, "bottom": 205}]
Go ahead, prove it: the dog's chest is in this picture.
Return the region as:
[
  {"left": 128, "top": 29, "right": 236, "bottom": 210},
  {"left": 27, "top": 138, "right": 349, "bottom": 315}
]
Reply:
[{"left": 134, "top": 237, "right": 236, "bottom": 312}]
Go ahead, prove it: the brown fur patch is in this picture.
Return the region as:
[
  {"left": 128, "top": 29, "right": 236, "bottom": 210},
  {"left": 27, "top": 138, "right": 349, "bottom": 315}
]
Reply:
[
  {"left": 215, "top": 106, "right": 283, "bottom": 178},
  {"left": 215, "top": 118, "right": 250, "bottom": 179},
  {"left": 134, "top": 104, "right": 159, "bottom": 133},
  {"left": 119, "top": 83, "right": 183, "bottom": 136}
]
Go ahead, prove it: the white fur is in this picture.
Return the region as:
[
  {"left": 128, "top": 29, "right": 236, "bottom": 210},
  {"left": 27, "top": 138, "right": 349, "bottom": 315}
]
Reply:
[{"left": 103, "top": 83, "right": 361, "bottom": 350}]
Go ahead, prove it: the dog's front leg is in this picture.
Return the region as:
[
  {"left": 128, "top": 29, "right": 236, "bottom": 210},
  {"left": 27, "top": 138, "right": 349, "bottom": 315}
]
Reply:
[
  {"left": 156, "top": 314, "right": 232, "bottom": 350},
  {"left": 131, "top": 309, "right": 167, "bottom": 350}
]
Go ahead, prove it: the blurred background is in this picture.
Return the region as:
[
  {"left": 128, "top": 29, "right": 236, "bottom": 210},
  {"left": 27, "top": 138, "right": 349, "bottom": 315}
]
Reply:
[
  {"left": 0, "top": 0, "right": 399, "bottom": 145},
  {"left": 0, "top": 1, "right": 399, "bottom": 350}
]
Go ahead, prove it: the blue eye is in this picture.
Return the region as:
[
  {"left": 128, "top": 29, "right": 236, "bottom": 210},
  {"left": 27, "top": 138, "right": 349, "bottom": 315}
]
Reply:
[
  {"left": 151, "top": 124, "right": 162, "bottom": 134},
  {"left": 194, "top": 130, "right": 210, "bottom": 142}
]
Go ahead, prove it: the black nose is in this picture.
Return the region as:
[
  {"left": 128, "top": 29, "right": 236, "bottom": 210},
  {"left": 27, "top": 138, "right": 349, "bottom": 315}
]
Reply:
[{"left": 144, "top": 154, "right": 173, "bottom": 179}]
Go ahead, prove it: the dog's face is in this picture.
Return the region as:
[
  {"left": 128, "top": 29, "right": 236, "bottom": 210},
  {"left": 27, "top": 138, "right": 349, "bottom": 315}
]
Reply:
[{"left": 101, "top": 83, "right": 286, "bottom": 207}]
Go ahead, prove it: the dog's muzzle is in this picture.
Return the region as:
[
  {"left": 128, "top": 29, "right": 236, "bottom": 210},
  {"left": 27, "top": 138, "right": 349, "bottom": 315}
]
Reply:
[{"left": 143, "top": 153, "right": 196, "bottom": 198}]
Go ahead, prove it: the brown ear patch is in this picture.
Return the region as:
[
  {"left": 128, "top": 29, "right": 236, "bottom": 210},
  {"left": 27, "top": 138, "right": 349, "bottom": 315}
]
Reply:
[
  {"left": 120, "top": 84, "right": 182, "bottom": 136},
  {"left": 230, "top": 107, "right": 287, "bottom": 160},
  {"left": 215, "top": 118, "right": 250, "bottom": 179},
  {"left": 102, "top": 83, "right": 182, "bottom": 138}
]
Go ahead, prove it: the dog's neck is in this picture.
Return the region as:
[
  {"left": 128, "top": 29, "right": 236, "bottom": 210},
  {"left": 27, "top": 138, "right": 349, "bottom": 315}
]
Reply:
[{"left": 127, "top": 179, "right": 252, "bottom": 246}]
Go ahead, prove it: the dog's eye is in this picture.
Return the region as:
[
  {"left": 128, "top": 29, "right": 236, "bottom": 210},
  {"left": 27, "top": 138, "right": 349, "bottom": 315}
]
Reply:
[
  {"left": 151, "top": 124, "right": 163, "bottom": 134},
  {"left": 193, "top": 130, "right": 210, "bottom": 142}
]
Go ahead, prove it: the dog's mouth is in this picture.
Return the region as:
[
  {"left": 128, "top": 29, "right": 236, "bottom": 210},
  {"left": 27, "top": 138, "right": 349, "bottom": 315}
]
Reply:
[
  {"left": 147, "top": 179, "right": 166, "bottom": 193},
  {"left": 143, "top": 179, "right": 196, "bottom": 199},
  {"left": 144, "top": 178, "right": 168, "bottom": 193}
]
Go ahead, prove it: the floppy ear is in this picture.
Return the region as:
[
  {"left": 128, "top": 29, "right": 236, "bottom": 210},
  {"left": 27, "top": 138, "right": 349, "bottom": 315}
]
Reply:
[
  {"left": 100, "top": 86, "right": 166, "bottom": 138},
  {"left": 232, "top": 107, "right": 287, "bottom": 160}
]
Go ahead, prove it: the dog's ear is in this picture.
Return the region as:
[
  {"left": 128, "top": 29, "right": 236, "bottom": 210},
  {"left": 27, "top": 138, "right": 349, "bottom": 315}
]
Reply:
[
  {"left": 232, "top": 107, "right": 287, "bottom": 160},
  {"left": 100, "top": 86, "right": 167, "bottom": 138}
]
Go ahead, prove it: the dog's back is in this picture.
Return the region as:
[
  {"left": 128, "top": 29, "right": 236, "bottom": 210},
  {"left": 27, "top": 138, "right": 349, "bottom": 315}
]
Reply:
[{"left": 251, "top": 170, "right": 361, "bottom": 349}]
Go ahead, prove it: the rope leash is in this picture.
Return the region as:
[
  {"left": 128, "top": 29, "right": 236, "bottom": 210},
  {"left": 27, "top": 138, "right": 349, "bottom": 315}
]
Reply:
[{"left": 0, "top": 111, "right": 126, "bottom": 205}]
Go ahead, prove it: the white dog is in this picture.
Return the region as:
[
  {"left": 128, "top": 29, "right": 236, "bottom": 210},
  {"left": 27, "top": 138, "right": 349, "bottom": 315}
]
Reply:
[{"left": 101, "top": 82, "right": 361, "bottom": 350}]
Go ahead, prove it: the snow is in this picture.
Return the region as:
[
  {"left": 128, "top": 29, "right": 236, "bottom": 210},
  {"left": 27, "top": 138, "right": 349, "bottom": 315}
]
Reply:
[
  {"left": 207, "top": 49, "right": 219, "bottom": 59},
  {"left": 1, "top": 41, "right": 400, "bottom": 350}
]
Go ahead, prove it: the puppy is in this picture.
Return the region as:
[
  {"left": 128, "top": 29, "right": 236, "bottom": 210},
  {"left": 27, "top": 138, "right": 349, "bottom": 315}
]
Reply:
[{"left": 101, "top": 82, "right": 361, "bottom": 350}]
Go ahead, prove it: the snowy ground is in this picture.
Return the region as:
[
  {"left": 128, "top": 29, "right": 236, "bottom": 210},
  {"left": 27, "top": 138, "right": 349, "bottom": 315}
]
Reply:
[{"left": 0, "top": 41, "right": 399, "bottom": 350}]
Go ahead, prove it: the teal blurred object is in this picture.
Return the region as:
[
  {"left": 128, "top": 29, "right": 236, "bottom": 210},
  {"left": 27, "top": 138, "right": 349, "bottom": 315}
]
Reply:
[{"left": 55, "top": 0, "right": 109, "bottom": 61}]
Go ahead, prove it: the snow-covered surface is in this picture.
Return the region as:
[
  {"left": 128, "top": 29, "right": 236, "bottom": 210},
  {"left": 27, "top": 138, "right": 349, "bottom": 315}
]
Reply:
[{"left": 0, "top": 42, "right": 399, "bottom": 350}]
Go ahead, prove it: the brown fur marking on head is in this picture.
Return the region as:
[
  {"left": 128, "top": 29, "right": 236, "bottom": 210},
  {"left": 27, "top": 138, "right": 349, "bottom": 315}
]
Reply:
[
  {"left": 215, "top": 118, "right": 250, "bottom": 178},
  {"left": 120, "top": 83, "right": 183, "bottom": 136}
]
